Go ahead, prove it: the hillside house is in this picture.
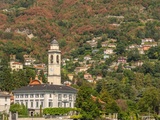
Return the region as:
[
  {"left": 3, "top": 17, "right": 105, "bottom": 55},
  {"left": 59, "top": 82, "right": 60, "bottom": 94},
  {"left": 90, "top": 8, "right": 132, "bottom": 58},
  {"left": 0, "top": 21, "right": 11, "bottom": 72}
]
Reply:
[
  {"left": 9, "top": 54, "right": 23, "bottom": 71},
  {"left": 84, "top": 73, "right": 92, "bottom": 80},
  {"left": 96, "top": 75, "right": 103, "bottom": 80},
  {"left": 141, "top": 38, "right": 154, "bottom": 44},
  {"left": 128, "top": 44, "right": 139, "bottom": 49},
  {"left": 62, "top": 58, "right": 70, "bottom": 66},
  {"left": 138, "top": 46, "right": 145, "bottom": 54},
  {"left": 108, "top": 43, "right": 116, "bottom": 48},
  {"left": 92, "top": 49, "right": 99, "bottom": 53},
  {"left": 67, "top": 74, "right": 74, "bottom": 81},
  {"left": 84, "top": 73, "right": 94, "bottom": 83},
  {"left": 86, "top": 39, "right": 97, "bottom": 48},
  {"left": 74, "top": 67, "right": 88, "bottom": 74},
  {"left": 15, "top": 28, "right": 31, "bottom": 36},
  {"left": 104, "top": 54, "right": 110, "bottom": 59},
  {"left": 10, "top": 61, "right": 23, "bottom": 71},
  {"left": 104, "top": 48, "right": 114, "bottom": 55},
  {"left": 33, "top": 64, "right": 46, "bottom": 74},
  {"left": 142, "top": 45, "right": 151, "bottom": 51},
  {"left": 109, "top": 38, "right": 117, "bottom": 43},
  {"left": 124, "top": 65, "right": 132, "bottom": 70},
  {"left": 117, "top": 57, "right": 127, "bottom": 64},
  {"left": 108, "top": 62, "right": 117, "bottom": 71},
  {"left": 23, "top": 55, "right": 36, "bottom": 66},
  {"left": 101, "top": 41, "right": 109, "bottom": 47},
  {"left": 131, "top": 61, "right": 143, "bottom": 67},
  {"left": 84, "top": 55, "right": 92, "bottom": 61},
  {"left": 87, "top": 77, "right": 94, "bottom": 83},
  {"left": 27, "top": 33, "right": 34, "bottom": 39}
]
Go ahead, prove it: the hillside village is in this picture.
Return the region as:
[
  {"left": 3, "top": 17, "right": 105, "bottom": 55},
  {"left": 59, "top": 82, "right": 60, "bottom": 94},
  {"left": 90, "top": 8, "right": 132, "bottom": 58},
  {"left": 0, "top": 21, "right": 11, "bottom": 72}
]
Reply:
[
  {"left": 8, "top": 36, "right": 159, "bottom": 84},
  {"left": 1, "top": 36, "right": 159, "bottom": 120}
]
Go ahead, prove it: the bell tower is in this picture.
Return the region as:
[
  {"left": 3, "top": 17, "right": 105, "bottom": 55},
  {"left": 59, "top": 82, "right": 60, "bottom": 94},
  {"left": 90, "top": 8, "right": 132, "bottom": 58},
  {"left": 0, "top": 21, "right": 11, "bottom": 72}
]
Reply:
[{"left": 48, "top": 39, "right": 61, "bottom": 85}]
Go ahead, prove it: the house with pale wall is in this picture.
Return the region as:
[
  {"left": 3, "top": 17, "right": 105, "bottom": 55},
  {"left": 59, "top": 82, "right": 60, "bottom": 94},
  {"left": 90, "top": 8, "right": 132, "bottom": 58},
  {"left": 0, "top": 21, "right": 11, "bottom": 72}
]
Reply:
[
  {"left": 84, "top": 55, "right": 92, "bottom": 61},
  {"left": 108, "top": 43, "right": 116, "bottom": 48},
  {"left": 74, "top": 67, "right": 88, "bottom": 74},
  {"left": 131, "top": 61, "right": 143, "bottom": 67},
  {"left": 101, "top": 41, "right": 109, "bottom": 47},
  {"left": 141, "top": 38, "right": 154, "bottom": 44},
  {"left": 117, "top": 57, "right": 127, "bottom": 64},
  {"left": 62, "top": 58, "right": 70, "bottom": 66},
  {"left": 0, "top": 92, "right": 11, "bottom": 113},
  {"left": 23, "top": 55, "right": 36, "bottom": 66},
  {"left": 86, "top": 37, "right": 101, "bottom": 48},
  {"left": 67, "top": 74, "right": 74, "bottom": 81},
  {"left": 9, "top": 54, "right": 23, "bottom": 71},
  {"left": 10, "top": 61, "right": 23, "bottom": 71},
  {"left": 96, "top": 75, "right": 103, "bottom": 80},
  {"left": 104, "top": 48, "right": 114, "bottom": 55},
  {"left": 33, "top": 63, "right": 46, "bottom": 74},
  {"left": 87, "top": 78, "right": 94, "bottom": 83},
  {"left": 84, "top": 73, "right": 92, "bottom": 80}
]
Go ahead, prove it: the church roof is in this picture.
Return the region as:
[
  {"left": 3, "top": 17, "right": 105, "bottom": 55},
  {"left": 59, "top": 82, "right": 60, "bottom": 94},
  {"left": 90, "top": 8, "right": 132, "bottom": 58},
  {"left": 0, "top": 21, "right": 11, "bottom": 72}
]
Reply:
[
  {"left": 51, "top": 39, "right": 58, "bottom": 45},
  {"left": 29, "top": 75, "right": 43, "bottom": 85},
  {"left": 13, "top": 84, "right": 77, "bottom": 93}
]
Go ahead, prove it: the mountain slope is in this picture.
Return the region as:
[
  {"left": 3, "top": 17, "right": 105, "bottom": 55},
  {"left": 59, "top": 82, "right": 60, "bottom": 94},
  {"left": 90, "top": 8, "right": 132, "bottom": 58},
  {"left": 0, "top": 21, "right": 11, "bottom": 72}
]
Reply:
[{"left": 0, "top": 0, "right": 160, "bottom": 61}]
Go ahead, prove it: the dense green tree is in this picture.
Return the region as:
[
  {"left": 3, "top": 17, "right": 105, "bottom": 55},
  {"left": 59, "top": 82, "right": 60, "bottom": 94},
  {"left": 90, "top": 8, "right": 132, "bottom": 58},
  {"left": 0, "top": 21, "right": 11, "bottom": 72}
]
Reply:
[
  {"left": 59, "top": 39, "right": 66, "bottom": 48},
  {"left": 117, "top": 63, "right": 123, "bottom": 73},
  {"left": 141, "top": 62, "right": 154, "bottom": 75},
  {"left": 25, "top": 68, "right": 36, "bottom": 81},
  {"left": 137, "top": 87, "right": 160, "bottom": 114},
  {"left": 83, "top": 43, "right": 91, "bottom": 50},
  {"left": 0, "top": 67, "right": 13, "bottom": 92},
  {"left": 65, "top": 61, "right": 76, "bottom": 72},
  {"left": 154, "top": 61, "right": 160, "bottom": 77},
  {"left": 123, "top": 70, "right": 135, "bottom": 81},
  {"left": 147, "top": 46, "right": 160, "bottom": 59},
  {"left": 75, "top": 85, "right": 100, "bottom": 119},
  {"left": 132, "top": 73, "right": 144, "bottom": 90},
  {"left": 100, "top": 88, "right": 120, "bottom": 113},
  {"left": 115, "top": 42, "right": 126, "bottom": 55},
  {"left": 10, "top": 103, "right": 28, "bottom": 116},
  {"left": 144, "top": 74, "right": 152, "bottom": 87},
  {"left": 127, "top": 49, "right": 141, "bottom": 62},
  {"left": 39, "top": 70, "right": 47, "bottom": 83}
]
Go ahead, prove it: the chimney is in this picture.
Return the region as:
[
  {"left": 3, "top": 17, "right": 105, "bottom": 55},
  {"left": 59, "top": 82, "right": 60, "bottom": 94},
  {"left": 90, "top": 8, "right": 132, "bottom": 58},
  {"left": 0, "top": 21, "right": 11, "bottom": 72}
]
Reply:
[{"left": 29, "top": 77, "right": 32, "bottom": 85}]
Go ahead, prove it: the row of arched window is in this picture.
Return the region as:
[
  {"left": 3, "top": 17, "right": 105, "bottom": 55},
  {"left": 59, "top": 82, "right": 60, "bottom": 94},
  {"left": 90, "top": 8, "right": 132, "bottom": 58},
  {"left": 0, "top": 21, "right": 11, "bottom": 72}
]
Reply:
[{"left": 50, "top": 55, "right": 59, "bottom": 64}]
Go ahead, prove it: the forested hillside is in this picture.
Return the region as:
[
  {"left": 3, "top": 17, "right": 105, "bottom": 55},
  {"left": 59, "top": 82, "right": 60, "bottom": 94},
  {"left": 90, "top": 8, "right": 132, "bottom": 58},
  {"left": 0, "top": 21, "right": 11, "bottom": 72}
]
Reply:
[{"left": 0, "top": 0, "right": 160, "bottom": 61}]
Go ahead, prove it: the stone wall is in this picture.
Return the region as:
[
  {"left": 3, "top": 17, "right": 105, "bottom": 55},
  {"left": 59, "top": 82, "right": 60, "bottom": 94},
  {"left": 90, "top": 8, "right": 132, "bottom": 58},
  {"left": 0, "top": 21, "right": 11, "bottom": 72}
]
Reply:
[{"left": 18, "top": 117, "right": 72, "bottom": 120}]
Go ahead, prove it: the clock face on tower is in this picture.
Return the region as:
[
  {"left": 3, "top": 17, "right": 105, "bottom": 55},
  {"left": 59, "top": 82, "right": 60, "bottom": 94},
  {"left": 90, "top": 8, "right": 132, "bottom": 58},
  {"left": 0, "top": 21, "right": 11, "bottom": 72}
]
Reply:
[
  {"left": 49, "top": 67, "right": 54, "bottom": 75},
  {"left": 50, "top": 67, "right": 53, "bottom": 71}
]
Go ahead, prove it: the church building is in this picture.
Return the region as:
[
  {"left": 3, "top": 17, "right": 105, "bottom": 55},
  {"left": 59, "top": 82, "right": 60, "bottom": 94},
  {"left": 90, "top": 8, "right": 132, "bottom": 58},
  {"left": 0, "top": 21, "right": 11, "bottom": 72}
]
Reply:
[{"left": 12, "top": 39, "right": 77, "bottom": 115}]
